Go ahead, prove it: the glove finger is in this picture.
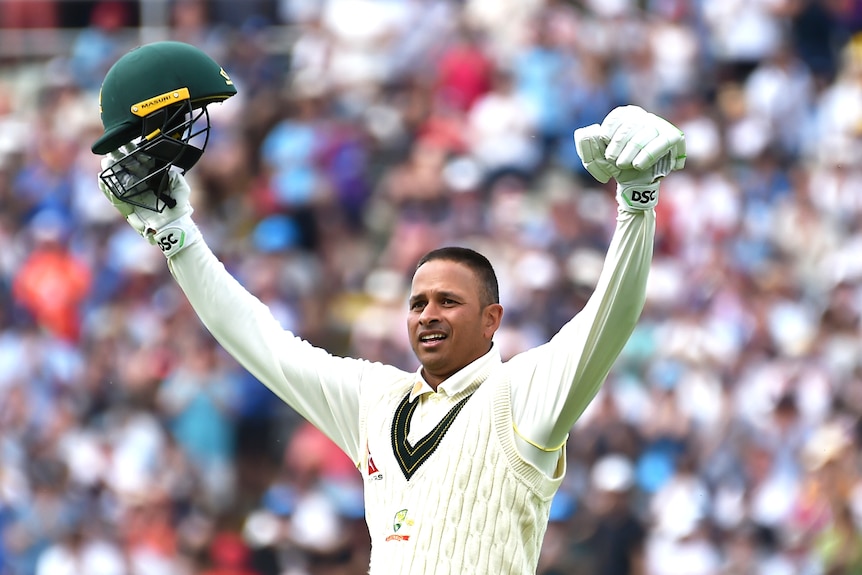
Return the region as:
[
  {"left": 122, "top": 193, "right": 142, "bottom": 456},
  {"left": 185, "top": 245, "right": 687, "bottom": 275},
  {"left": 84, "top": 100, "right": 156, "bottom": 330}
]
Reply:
[
  {"left": 126, "top": 212, "right": 153, "bottom": 240},
  {"left": 576, "top": 125, "right": 617, "bottom": 184},
  {"left": 600, "top": 105, "right": 647, "bottom": 140},
  {"left": 632, "top": 127, "right": 684, "bottom": 171},
  {"left": 102, "top": 144, "right": 137, "bottom": 169},
  {"left": 97, "top": 175, "right": 115, "bottom": 201},
  {"left": 605, "top": 120, "right": 641, "bottom": 164},
  {"left": 100, "top": 163, "right": 162, "bottom": 215},
  {"left": 585, "top": 134, "right": 607, "bottom": 167},
  {"left": 574, "top": 124, "right": 602, "bottom": 163},
  {"left": 649, "top": 153, "right": 673, "bottom": 180},
  {"left": 98, "top": 177, "right": 135, "bottom": 217},
  {"left": 101, "top": 153, "right": 121, "bottom": 171},
  {"left": 586, "top": 159, "right": 617, "bottom": 184},
  {"left": 167, "top": 171, "right": 192, "bottom": 206},
  {"left": 614, "top": 125, "right": 660, "bottom": 169},
  {"left": 124, "top": 151, "right": 157, "bottom": 180},
  {"left": 671, "top": 140, "right": 687, "bottom": 171},
  {"left": 633, "top": 115, "right": 685, "bottom": 170}
]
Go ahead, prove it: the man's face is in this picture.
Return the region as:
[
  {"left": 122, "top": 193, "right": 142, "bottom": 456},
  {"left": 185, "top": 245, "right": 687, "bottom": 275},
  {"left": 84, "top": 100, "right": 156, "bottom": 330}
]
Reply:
[{"left": 408, "top": 259, "right": 502, "bottom": 387}]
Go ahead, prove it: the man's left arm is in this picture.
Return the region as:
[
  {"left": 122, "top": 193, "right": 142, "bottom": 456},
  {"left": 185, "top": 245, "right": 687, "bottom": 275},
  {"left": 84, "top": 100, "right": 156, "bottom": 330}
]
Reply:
[{"left": 509, "top": 106, "right": 686, "bottom": 451}]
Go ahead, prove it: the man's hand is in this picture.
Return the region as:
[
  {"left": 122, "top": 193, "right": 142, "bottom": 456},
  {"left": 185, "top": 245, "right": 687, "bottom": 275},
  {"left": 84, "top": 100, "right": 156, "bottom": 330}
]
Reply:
[
  {"left": 99, "top": 147, "right": 200, "bottom": 258},
  {"left": 575, "top": 106, "right": 685, "bottom": 212}
]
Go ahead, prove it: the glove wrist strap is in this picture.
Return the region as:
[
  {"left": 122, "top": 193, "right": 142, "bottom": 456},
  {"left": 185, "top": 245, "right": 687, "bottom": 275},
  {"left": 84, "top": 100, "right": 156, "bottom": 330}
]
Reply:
[
  {"left": 616, "top": 181, "right": 660, "bottom": 212},
  {"left": 151, "top": 213, "right": 201, "bottom": 258}
]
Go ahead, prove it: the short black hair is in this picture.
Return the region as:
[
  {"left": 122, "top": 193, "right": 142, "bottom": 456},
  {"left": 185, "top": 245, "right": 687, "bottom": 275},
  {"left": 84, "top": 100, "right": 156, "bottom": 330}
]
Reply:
[{"left": 416, "top": 246, "right": 500, "bottom": 307}]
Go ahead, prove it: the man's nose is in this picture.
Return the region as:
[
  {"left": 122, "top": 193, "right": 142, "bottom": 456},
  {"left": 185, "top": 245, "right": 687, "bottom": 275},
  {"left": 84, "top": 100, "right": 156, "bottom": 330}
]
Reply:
[{"left": 419, "top": 302, "right": 440, "bottom": 323}]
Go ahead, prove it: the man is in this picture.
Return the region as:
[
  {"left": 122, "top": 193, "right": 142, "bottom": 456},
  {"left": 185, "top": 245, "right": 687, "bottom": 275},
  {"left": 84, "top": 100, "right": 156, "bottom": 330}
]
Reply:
[{"left": 93, "top": 41, "right": 684, "bottom": 575}]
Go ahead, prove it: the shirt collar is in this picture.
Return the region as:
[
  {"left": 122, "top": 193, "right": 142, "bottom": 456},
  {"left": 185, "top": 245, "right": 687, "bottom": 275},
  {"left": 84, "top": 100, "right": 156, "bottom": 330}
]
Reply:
[{"left": 409, "top": 345, "right": 502, "bottom": 402}]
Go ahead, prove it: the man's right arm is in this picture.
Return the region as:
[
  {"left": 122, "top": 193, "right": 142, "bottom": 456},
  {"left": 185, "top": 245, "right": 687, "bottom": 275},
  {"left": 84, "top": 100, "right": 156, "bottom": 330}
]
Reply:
[
  {"left": 97, "top": 158, "right": 397, "bottom": 465},
  {"left": 166, "top": 238, "right": 401, "bottom": 464}
]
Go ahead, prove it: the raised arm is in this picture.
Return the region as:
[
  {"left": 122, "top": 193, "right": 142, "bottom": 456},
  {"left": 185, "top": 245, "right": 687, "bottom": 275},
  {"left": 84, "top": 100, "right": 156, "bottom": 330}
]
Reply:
[
  {"left": 89, "top": 41, "right": 389, "bottom": 465},
  {"left": 509, "top": 106, "right": 686, "bottom": 452},
  {"left": 97, "top": 161, "right": 402, "bottom": 464}
]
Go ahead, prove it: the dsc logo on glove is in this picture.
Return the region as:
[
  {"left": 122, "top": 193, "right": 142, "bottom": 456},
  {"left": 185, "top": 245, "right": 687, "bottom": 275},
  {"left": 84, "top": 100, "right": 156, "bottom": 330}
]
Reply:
[
  {"left": 157, "top": 230, "right": 185, "bottom": 253},
  {"left": 630, "top": 190, "right": 656, "bottom": 205}
]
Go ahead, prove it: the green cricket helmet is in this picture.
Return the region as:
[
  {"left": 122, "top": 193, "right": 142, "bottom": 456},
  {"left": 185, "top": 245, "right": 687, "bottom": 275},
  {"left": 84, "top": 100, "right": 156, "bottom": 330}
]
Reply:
[{"left": 93, "top": 41, "right": 237, "bottom": 212}]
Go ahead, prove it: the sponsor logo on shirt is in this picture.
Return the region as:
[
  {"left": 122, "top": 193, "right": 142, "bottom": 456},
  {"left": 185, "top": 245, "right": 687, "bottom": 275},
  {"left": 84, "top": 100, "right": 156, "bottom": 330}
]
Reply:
[{"left": 367, "top": 444, "right": 383, "bottom": 481}]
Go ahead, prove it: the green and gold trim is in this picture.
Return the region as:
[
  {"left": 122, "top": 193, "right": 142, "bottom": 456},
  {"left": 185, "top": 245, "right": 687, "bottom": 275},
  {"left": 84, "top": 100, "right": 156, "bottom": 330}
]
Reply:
[{"left": 391, "top": 392, "right": 474, "bottom": 481}]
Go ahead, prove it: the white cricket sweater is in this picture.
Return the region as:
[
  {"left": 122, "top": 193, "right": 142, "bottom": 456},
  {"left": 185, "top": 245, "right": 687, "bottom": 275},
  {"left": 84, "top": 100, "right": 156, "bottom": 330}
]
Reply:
[
  {"left": 166, "top": 208, "right": 655, "bottom": 574},
  {"left": 359, "top": 363, "right": 563, "bottom": 574}
]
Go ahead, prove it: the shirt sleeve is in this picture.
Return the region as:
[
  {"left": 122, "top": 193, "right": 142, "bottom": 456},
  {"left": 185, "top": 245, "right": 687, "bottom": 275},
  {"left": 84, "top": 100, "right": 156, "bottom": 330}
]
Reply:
[
  {"left": 166, "top": 240, "right": 401, "bottom": 465},
  {"left": 507, "top": 208, "right": 655, "bottom": 451}
]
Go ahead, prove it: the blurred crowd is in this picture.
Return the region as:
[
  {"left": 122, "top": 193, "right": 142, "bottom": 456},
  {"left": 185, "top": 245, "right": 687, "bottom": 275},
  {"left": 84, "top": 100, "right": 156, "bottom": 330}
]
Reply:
[{"left": 2, "top": 0, "right": 862, "bottom": 573}]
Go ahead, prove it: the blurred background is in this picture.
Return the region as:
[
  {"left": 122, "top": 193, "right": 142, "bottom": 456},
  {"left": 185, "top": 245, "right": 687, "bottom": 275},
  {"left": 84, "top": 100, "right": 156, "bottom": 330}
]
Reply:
[{"left": 2, "top": 0, "right": 862, "bottom": 573}]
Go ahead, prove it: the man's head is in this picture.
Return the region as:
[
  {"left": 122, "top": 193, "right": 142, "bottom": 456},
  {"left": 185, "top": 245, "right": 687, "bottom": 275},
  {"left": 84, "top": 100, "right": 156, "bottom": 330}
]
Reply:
[{"left": 408, "top": 247, "right": 503, "bottom": 388}]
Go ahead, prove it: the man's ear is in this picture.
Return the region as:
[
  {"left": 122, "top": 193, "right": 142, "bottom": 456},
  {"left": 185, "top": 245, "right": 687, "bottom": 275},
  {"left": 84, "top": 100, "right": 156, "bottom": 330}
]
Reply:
[{"left": 483, "top": 303, "right": 504, "bottom": 339}]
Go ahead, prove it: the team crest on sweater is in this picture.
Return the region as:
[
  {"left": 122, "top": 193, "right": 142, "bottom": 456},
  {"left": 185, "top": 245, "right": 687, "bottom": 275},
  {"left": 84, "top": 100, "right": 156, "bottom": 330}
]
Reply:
[{"left": 385, "top": 508, "right": 414, "bottom": 542}]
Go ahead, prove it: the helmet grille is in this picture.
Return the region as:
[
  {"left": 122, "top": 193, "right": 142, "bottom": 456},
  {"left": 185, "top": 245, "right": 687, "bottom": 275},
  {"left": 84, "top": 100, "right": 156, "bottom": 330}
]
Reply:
[{"left": 99, "top": 101, "right": 211, "bottom": 212}]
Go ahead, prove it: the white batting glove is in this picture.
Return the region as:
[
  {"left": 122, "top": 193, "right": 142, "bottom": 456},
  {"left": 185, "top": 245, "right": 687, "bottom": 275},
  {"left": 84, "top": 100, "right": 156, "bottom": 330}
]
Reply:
[
  {"left": 99, "top": 147, "right": 201, "bottom": 258},
  {"left": 575, "top": 106, "right": 685, "bottom": 212}
]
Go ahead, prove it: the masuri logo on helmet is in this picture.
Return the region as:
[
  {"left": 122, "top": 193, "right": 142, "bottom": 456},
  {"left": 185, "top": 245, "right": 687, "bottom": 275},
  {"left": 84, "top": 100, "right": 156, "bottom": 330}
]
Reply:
[{"left": 93, "top": 41, "right": 237, "bottom": 212}]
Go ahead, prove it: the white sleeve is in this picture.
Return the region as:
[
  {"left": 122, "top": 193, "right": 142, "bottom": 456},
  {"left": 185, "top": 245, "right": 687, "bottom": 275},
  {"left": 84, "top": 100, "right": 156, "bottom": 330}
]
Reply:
[
  {"left": 508, "top": 208, "right": 655, "bottom": 450},
  {"left": 166, "top": 240, "right": 403, "bottom": 464}
]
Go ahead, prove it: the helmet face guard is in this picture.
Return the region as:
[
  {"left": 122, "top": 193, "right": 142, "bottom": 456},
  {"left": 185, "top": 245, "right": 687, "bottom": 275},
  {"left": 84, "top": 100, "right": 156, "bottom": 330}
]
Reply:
[
  {"left": 99, "top": 99, "right": 210, "bottom": 212},
  {"left": 92, "top": 41, "right": 237, "bottom": 212}
]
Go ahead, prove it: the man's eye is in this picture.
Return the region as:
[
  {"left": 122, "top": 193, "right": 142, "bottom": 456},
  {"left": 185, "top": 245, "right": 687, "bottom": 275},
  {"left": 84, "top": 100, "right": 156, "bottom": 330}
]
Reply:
[{"left": 410, "top": 302, "right": 425, "bottom": 311}]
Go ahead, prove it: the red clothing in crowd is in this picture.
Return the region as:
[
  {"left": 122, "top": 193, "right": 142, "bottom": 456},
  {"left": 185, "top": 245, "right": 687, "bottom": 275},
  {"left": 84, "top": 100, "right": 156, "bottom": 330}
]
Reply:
[{"left": 13, "top": 246, "right": 91, "bottom": 342}]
